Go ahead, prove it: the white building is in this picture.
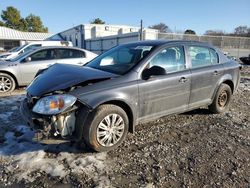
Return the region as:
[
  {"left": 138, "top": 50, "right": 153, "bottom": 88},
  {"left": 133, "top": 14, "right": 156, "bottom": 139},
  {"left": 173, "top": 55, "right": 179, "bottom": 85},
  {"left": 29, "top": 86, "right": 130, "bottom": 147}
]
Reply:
[
  {"left": 0, "top": 26, "right": 52, "bottom": 51},
  {"left": 52, "top": 24, "right": 158, "bottom": 53},
  {"left": 53, "top": 24, "right": 157, "bottom": 48}
]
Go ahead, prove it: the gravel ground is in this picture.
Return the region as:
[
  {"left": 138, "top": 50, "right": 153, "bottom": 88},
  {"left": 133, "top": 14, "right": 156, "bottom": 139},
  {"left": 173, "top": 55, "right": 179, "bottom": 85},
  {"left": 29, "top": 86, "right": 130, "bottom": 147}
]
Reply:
[{"left": 0, "top": 66, "right": 249, "bottom": 188}]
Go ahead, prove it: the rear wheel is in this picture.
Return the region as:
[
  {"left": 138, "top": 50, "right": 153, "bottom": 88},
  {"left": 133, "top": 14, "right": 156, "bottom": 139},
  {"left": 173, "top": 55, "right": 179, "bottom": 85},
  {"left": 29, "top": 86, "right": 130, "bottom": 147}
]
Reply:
[
  {"left": 82, "top": 104, "right": 129, "bottom": 152},
  {"left": 0, "top": 73, "right": 16, "bottom": 93},
  {"left": 209, "top": 84, "right": 232, "bottom": 113}
]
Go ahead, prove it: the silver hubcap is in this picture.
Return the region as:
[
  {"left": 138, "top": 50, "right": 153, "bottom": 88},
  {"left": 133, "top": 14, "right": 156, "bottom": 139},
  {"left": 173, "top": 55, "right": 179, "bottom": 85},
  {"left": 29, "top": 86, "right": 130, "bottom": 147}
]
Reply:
[
  {"left": 0, "top": 76, "right": 12, "bottom": 92},
  {"left": 97, "top": 113, "right": 125, "bottom": 147}
]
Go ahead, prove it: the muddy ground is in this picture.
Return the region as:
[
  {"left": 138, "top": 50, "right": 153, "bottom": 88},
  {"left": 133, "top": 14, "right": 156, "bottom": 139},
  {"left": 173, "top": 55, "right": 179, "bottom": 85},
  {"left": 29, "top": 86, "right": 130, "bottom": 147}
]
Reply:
[{"left": 0, "top": 66, "right": 249, "bottom": 188}]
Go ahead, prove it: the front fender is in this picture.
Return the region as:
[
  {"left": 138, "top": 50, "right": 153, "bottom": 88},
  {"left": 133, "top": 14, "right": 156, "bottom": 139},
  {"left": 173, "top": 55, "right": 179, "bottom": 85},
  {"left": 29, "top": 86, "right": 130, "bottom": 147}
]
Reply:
[{"left": 69, "top": 82, "right": 139, "bottom": 130}]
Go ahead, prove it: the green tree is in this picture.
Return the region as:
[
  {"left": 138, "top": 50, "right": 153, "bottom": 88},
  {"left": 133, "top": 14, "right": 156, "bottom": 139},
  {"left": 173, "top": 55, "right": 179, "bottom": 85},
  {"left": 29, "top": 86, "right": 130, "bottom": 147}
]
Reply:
[
  {"left": 25, "top": 14, "right": 48, "bottom": 32},
  {"left": 184, "top": 29, "right": 196, "bottom": 35},
  {"left": 1, "top": 6, "right": 48, "bottom": 32},
  {"left": 0, "top": 20, "right": 5, "bottom": 26},
  {"left": 149, "top": 23, "right": 171, "bottom": 33},
  {"left": 18, "top": 18, "right": 28, "bottom": 31},
  {"left": 90, "top": 18, "right": 105, "bottom": 24},
  {"left": 1, "top": 6, "right": 23, "bottom": 30}
]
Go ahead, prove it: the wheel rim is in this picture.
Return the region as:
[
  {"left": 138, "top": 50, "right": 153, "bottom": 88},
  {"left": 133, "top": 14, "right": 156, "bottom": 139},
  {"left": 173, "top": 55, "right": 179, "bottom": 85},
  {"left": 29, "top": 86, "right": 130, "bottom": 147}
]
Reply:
[
  {"left": 0, "top": 76, "right": 12, "bottom": 93},
  {"left": 218, "top": 90, "right": 228, "bottom": 107},
  {"left": 96, "top": 113, "right": 125, "bottom": 147}
]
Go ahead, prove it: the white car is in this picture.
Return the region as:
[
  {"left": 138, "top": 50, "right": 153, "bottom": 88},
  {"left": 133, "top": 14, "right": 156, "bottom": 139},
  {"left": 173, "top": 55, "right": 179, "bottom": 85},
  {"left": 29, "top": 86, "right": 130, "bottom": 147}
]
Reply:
[
  {"left": 0, "top": 46, "right": 97, "bottom": 93},
  {"left": 0, "top": 41, "right": 73, "bottom": 60}
]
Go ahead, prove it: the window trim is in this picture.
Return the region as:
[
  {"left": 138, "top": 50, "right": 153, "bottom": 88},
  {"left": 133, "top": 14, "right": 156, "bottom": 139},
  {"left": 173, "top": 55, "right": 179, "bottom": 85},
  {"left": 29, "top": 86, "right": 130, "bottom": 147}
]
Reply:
[{"left": 209, "top": 48, "right": 219, "bottom": 64}]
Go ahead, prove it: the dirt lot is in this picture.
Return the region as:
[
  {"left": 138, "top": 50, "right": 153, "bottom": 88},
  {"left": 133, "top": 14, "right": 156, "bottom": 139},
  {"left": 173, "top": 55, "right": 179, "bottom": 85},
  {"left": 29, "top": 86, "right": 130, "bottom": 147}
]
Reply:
[{"left": 0, "top": 66, "right": 249, "bottom": 188}]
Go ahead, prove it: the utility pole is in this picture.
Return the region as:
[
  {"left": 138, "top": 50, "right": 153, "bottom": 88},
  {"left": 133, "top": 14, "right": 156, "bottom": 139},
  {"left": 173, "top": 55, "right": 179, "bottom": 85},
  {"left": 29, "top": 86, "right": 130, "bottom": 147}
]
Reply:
[{"left": 140, "top": 19, "right": 143, "bottom": 41}]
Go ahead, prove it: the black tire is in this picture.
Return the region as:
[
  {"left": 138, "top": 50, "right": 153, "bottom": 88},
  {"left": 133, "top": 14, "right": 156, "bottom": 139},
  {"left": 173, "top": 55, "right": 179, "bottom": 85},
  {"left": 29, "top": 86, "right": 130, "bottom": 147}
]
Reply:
[
  {"left": 82, "top": 104, "right": 129, "bottom": 152},
  {"left": 209, "top": 84, "right": 232, "bottom": 114},
  {"left": 0, "top": 73, "right": 16, "bottom": 93}
]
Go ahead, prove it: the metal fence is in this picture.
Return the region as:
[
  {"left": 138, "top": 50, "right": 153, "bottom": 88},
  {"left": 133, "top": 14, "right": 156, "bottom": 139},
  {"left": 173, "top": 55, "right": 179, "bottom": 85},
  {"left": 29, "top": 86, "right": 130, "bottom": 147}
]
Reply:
[
  {"left": 157, "top": 32, "right": 250, "bottom": 57},
  {"left": 85, "top": 30, "right": 250, "bottom": 57}
]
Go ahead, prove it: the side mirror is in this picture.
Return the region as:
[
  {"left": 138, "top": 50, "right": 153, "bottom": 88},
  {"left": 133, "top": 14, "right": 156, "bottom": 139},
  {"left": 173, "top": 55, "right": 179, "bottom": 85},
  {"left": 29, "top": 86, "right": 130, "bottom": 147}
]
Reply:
[
  {"left": 23, "top": 57, "right": 31, "bottom": 63},
  {"left": 142, "top": 65, "right": 166, "bottom": 80}
]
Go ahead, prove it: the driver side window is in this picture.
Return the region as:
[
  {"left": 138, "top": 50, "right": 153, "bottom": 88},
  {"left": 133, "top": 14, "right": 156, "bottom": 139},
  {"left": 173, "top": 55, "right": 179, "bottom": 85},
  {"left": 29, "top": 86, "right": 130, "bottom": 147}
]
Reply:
[
  {"left": 149, "top": 46, "right": 186, "bottom": 73},
  {"left": 30, "top": 50, "right": 52, "bottom": 61}
]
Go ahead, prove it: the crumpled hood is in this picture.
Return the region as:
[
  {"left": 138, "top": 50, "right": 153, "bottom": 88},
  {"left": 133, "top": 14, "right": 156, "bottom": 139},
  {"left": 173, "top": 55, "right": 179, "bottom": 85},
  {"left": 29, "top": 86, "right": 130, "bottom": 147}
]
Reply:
[{"left": 27, "top": 63, "right": 117, "bottom": 97}]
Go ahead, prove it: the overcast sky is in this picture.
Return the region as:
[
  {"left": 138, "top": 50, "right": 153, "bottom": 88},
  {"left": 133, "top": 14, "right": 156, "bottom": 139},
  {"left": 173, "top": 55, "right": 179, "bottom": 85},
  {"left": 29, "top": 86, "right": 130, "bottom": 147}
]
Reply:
[{"left": 0, "top": 0, "right": 249, "bottom": 34}]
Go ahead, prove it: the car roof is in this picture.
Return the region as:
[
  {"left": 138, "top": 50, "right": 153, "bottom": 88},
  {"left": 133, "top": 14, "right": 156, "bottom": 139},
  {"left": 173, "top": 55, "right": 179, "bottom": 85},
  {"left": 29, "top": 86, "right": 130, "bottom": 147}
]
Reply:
[
  {"left": 33, "top": 46, "right": 85, "bottom": 51},
  {"left": 22, "top": 46, "right": 88, "bottom": 57},
  {"left": 123, "top": 40, "right": 213, "bottom": 47}
]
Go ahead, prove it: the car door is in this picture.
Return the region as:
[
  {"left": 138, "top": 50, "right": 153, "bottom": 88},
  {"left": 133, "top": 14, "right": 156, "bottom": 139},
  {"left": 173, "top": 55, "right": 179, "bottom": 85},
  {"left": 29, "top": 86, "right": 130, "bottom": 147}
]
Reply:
[
  {"left": 18, "top": 49, "right": 55, "bottom": 85},
  {"left": 138, "top": 45, "right": 191, "bottom": 121},
  {"left": 55, "top": 49, "right": 88, "bottom": 66},
  {"left": 187, "top": 45, "right": 224, "bottom": 109}
]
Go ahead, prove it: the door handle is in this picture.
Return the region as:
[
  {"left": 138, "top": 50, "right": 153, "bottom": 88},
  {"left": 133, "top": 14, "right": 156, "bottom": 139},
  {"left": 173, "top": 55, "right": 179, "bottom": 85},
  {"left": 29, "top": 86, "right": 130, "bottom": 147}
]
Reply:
[
  {"left": 213, "top": 70, "right": 221, "bottom": 75},
  {"left": 179, "top": 77, "right": 187, "bottom": 83},
  {"left": 77, "top": 62, "right": 84, "bottom": 65}
]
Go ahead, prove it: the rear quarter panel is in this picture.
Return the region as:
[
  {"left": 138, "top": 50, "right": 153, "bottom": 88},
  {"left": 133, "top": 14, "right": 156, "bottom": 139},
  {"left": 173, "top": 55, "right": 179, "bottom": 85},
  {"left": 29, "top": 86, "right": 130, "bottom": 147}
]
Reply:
[{"left": 221, "top": 60, "right": 241, "bottom": 93}]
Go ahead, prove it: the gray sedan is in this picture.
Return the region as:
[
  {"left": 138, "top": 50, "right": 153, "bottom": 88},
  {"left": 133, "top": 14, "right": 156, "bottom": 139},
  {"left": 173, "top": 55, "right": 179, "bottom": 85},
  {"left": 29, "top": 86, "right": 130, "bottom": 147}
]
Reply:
[
  {"left": 21, "top": 40, "right": 241, "bottom": 152},
  {"left": 0, "top": 46, "right": 97, "bottom": 93}
]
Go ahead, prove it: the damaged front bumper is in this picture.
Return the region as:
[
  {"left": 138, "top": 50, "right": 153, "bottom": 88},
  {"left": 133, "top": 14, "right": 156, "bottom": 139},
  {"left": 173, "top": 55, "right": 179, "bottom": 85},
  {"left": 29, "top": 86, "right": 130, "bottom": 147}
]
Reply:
[{"left": 20, "top": 98, "right": 90, "bottom": 144}]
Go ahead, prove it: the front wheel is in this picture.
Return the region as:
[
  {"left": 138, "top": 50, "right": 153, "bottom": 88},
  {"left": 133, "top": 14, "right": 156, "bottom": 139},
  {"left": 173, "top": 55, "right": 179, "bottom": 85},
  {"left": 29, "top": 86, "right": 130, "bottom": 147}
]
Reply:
[
  {"left": 82, "top": 104, "right": 129, "bottom": 152},
  {"left": 209, "top": 84, "right": 232, "bottom": 113},
  {"left": 0, "top": 73, "right": 16, "bottom": 93}
]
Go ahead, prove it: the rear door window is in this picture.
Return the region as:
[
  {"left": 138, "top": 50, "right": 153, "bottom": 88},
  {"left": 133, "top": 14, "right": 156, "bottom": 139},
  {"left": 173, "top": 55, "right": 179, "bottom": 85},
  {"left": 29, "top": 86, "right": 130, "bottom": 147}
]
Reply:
[
  {"left": 55, "top": 49, "right": 85, "bottom": 59},
  {"left": 188, "top": 46, "right": 218, "bottom": 68}
]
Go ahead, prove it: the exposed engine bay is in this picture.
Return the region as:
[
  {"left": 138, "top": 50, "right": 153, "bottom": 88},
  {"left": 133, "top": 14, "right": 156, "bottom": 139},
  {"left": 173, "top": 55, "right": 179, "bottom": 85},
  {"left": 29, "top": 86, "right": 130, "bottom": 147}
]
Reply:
[
  {"left": 21, "top": 91, "right": 91, "bottom": 144},
  {"left": 30, "top": 107, "right": 78, "bottom": 143}
]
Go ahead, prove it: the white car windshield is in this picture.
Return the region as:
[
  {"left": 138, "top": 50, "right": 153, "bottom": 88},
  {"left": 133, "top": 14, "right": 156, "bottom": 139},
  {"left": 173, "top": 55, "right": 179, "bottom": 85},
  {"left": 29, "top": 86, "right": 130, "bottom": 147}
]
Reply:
[
  {"left": 8, "top": 46, "right": 19, "bottom": 52},
  {"left": 9, "top": 49, "right": 36, "bottom": 62},
  {"left": 10, "top": 44, "right": 29, "bottom": 53}
]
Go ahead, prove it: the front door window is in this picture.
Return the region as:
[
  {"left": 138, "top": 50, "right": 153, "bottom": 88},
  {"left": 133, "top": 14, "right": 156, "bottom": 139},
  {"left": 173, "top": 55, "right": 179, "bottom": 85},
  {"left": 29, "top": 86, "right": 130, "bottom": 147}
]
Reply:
[{"left": 149, "top": 46, "right": 186, "bottom": 73}]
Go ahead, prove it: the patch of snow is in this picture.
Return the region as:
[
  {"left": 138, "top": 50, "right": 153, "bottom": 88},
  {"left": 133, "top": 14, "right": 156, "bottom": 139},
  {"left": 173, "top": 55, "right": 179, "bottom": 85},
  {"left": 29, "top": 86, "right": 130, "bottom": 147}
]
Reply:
[
  {"left": 11, "top": 106, "right": 18, "bottom": 111},
  {"left": 0, "top": 95, "right": 25, "bottom": 105},
  {"left": 1, "top": 124, "right": 111, "bottom": 186},
  {"left": 0, "top": 112, "right": 13, "bottom": 123},
  {"left": 0, "top": 94, "right": 111, "bottom": 187}
]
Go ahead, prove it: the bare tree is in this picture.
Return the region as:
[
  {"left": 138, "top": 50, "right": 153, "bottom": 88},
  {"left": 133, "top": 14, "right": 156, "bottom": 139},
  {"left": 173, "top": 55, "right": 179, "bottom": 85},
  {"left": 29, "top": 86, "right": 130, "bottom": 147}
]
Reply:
[
  {"left": 234, "top": 25, "right": 249, "bottom": 35},
  {"left": 149, "top": 23, "right": 171, "bottom": 33}
]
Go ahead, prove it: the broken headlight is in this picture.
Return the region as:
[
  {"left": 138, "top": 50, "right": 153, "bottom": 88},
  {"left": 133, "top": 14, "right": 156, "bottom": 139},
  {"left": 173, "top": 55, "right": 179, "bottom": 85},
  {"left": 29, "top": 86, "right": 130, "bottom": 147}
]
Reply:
[{"left": 32, "top": 94, "right": 77, "bottom": 115}]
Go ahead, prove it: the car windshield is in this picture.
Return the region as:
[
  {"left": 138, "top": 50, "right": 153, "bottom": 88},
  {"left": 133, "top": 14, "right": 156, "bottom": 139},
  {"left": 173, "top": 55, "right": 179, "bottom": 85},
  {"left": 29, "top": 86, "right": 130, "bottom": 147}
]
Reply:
[
  {"left": 10, "top": 44, "right": 28, "bottom": 52},
  {"left": 8, "top": 46, "right": 19, "bottom": 52},
  {"left": 9, "top": 49, "right": 35, "bottom": 62},
  {"left": 86, "top": 44, "right": 155, "bottom": 75}
]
